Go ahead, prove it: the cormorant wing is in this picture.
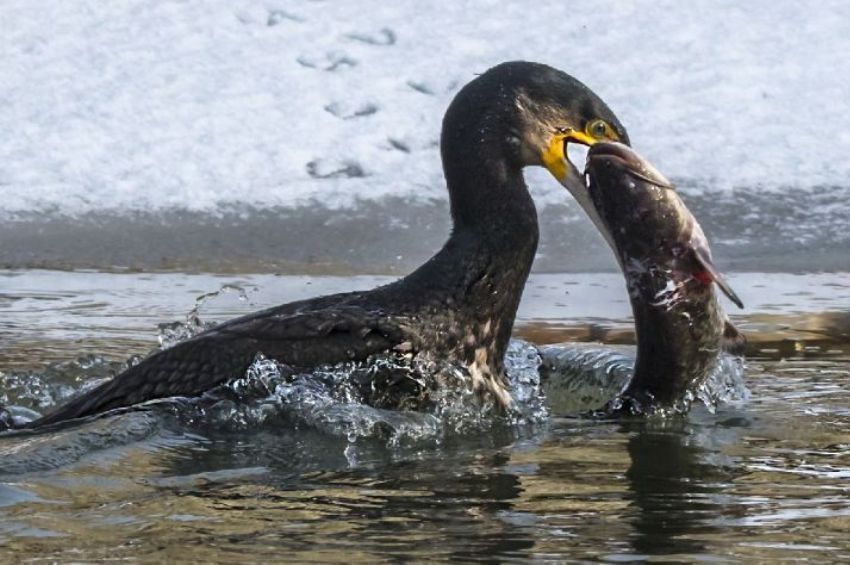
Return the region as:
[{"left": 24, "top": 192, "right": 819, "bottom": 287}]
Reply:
[
  {"left": 27, "top": 304, "right": 410, "bottom": 429},
  {"left": 212, "top": 304, "right": 411, "bottom": 367}
]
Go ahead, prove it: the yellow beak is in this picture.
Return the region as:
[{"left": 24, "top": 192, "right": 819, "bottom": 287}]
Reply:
[
  {"left": 539, "top": 129, "right": 619, "bottom": 261},
  {"left": 540, "top": 130, "right": 600, "bottom": 184}
]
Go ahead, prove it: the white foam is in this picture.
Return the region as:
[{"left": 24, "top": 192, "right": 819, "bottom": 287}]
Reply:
[{"left": 1, "top": 0, "right": 848, "bottom": 215}]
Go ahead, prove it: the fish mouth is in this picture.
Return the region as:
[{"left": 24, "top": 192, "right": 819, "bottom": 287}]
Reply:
[{"left": 586, "top": 142, "right": 674, "bottom": 189}]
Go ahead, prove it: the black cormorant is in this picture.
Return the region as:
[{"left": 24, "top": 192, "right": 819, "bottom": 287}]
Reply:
[{"left": 26, "top": 61, "right": 628, "bottom": 428}]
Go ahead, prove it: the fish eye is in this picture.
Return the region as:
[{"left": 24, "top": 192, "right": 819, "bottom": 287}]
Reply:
[{"left": 587, "top": 119, "right": 611, "bottom": 139}]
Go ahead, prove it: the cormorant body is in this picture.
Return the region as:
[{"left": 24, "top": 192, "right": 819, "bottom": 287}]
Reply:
[{"left": 24, "top": 62, "right": 628, "bottom": 428}]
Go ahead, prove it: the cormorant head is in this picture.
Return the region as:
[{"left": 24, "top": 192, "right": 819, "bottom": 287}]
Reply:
[
  {"left": 442, "top": 61, "right": 629, "bottom": 237},
  {"left": 507, "top": 62, "right": 629, "bottom": 191}
]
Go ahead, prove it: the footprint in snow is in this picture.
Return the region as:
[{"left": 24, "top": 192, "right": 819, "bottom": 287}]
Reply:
[
  {"left": 267, "top": 10, "right": 305, "bottom": 25},
  {"left": 345, "top": 28, "right": 397, "bottom": 46},
  {"left": 297, "top": 53, "right": 358, "bottom": 72},
  {"left": 324, "top": 102, "right": 379, "bottom": 120},
  {"left": 387, "top": 139, "right": 411, "bottom": 153},
  {"left": 406, "top": 81, "right": 435, "bottom": 96},
  {"left": 306, "top": 160, "right": 367, "bottom": 179}
]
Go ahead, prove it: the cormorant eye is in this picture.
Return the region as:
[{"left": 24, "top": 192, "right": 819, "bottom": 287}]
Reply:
[{"left": 586, "top": 119, "right": 613, "bottom": 139}]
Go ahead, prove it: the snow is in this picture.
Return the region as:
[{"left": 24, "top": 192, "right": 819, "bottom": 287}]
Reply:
[{"left": 1, "top": 0, "right": 849, "bottom": 216}]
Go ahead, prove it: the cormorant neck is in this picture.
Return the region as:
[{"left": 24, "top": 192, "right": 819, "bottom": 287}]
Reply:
[
  {"left": 441, "top": 131, "right": 539, "bottom": 260},
  {"left": 383, "top": 94, "right": 542, "bottom": 385},
  {"left": 445, "top": 157, "right": 535, "bottom": 234},
  {"left": 431, "top": 139, "right": 539, "bottom": 368},
  {"left": 440, "top": 103, "right": 532, "bottom": 225}
]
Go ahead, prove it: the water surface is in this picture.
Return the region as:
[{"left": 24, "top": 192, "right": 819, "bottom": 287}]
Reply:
[{"left": 1, "top": 270, "right": 849, "bottom": 561}]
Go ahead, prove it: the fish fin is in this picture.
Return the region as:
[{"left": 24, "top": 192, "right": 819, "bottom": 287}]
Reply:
[
  {"left": 722, "top": 318, "right": 747, "bottom": 355},
  {"left": 692, "top": 247, "right": 744, "bottom": 309}
]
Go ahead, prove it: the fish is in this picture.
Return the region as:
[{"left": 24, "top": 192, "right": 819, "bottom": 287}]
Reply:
[{"left": 583, "top": 142, "right": 745, "bottom": 413}]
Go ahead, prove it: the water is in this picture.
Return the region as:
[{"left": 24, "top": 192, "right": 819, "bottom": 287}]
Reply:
[{"left": 0, "top": 270, "right": 848, "bottom": 560}]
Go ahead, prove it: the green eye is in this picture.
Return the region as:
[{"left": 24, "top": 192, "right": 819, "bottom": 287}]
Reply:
[{"left": 587, "top": 119, "right": 609, "bottom": 138}]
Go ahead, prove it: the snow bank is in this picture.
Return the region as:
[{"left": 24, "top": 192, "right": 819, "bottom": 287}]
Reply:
[{"left": 1, "top": 0, "right": 848, "bottom": 215}]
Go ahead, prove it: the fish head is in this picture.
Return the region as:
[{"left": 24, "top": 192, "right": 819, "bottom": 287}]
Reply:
[
  {"left": 584, "top": 142, "right": 680, "bottom": 257},
  {"left": 584, "top": 142, "right": 743, "bottom": 309}
]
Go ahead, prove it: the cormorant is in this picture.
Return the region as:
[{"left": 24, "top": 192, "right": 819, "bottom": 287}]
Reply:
[{"left": 25, "top": 61, "right": 628, "bottom": 428}]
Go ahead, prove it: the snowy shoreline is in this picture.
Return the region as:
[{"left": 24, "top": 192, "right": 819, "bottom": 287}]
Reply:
[{"left": 2, "top": 0, "right": 849, "bottom": 217}]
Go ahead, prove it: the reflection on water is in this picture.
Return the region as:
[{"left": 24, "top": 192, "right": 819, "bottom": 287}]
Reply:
[
  {"left": 0, "top": 270, "right": 849, "bottom": 560},
  {"left": 624, "top": 418, "right": 732, "bottom": 558}
]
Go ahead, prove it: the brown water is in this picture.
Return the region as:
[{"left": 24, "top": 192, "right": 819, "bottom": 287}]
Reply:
[{"left": 1, "top": 270, "right": 849, "bottom": 561}]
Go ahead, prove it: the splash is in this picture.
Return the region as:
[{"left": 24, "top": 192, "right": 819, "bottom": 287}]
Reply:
[
  {"left": 538, "top": 344, "right": 633, "bottom": 414},
  {"left": 0, "top": 355, "right": 133, "bottom": 429},
  {"left": 539, "top": 343, "right": 748, "bottom": 416},
  {"left": 697, "top": 353, "right": 750, "bottom": 410},
  {"left": 176, "top": 340, "right": 549, "bottom": 446},
  {"left": 157, "top": 283, "right": 253, "bottom": 349},
  {"left": 0, "top": 279, "right": 746, "bottom": 462},
  {"left": 152, "top": 290, "right": 549, "bottom": 443}
]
